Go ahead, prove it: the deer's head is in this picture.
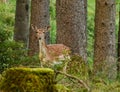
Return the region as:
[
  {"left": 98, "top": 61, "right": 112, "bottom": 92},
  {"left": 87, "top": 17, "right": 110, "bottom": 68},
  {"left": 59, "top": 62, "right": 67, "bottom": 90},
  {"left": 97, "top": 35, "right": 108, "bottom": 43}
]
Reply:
[{"left": 31, "top": 24, "right": 50, "bottom": 41}]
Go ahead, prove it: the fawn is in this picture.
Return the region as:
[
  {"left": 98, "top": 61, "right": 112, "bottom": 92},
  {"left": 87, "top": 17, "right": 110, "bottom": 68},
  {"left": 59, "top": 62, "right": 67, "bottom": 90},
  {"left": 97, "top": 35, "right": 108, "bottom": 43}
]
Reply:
[{"left": 31, "top": 25, "right": 70, "bottom": 67}]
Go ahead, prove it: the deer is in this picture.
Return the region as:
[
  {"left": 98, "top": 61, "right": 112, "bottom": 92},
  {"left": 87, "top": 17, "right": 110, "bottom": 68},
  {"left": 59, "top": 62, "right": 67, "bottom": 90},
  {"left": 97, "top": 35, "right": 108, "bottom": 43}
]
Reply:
[{"left": 31, "top": 25, "right": 71, "bottom": 67}]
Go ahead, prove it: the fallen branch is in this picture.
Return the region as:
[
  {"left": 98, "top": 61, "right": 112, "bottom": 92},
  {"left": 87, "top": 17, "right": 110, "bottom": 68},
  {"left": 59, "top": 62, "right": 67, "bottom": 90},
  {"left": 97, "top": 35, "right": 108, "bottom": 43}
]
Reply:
[{"left": 56, "top": 71, "right": 90, "bottom": 91}]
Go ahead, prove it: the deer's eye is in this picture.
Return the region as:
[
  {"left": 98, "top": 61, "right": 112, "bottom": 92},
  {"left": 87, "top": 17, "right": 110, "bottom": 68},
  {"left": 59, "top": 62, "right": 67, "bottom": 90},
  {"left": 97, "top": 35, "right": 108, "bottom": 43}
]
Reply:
[
  {"left": 44, "top": 35, "right": 47, "bottom": 39},
  {"left": 43, "top": 31, "right": 45, "bottom": 33},
  {"left": 39, "top": 37, "right": 41, "bottom": 40}
]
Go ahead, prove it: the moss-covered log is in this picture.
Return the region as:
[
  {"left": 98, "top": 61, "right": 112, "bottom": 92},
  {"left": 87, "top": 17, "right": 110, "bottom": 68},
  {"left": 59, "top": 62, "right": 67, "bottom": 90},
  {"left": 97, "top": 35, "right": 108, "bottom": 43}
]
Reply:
[{"left": 0, "top": 68, "right": 55, "bottom": 92}]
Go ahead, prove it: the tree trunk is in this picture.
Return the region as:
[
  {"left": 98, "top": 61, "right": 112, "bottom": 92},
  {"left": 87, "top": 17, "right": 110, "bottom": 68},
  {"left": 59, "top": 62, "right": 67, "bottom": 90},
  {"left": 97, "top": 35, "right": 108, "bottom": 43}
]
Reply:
[
  {"left": 118, "top": 6, "right": 120, "bottom": 77},
  {"left": 56, "top": 0, "right": 87, "bottom": 61},
  {"left": 28, "top": 0, "right": 50, "bottom": 56},
  {"left": 94, "top": 0, "right": 117, "bottom": 80},
  {"left": 14, "top": 0, "right": 30, "bottom": 48}
]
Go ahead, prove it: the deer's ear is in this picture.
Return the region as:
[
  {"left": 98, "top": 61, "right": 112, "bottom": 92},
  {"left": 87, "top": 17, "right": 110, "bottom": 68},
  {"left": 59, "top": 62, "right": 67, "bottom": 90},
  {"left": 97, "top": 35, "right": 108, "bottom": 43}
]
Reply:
[
  {"left": 46, "top": 26, "right": 51, "bottom": 31},
  {"left": 31, "top": 24, "right": 34, "bottom": 30},
  {"left": 31, "top": 24, "right": 37, "bottom": 31}
]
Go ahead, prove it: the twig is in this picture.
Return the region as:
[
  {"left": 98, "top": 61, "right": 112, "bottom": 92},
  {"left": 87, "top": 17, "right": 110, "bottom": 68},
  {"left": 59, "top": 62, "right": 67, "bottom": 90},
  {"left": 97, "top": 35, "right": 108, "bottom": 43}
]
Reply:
[{"left": 56, "top": 71, "right": 90, "bottom": 91}]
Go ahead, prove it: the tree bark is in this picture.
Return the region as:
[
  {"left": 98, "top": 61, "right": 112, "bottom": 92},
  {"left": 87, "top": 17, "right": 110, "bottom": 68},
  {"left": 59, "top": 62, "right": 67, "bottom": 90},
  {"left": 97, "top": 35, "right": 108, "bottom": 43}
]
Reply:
[
  {"left": 118, "top": 6, "right": 120, "bottom": 77},
  {"left": 28, "top": 0, "right": 50, "bottom": 56},
  {"left": 14, "top": 0, "right": 30, "bottom": 47},
  {"left": 56, "top": 0, "right": 87, "bottom": 61},
  {"left": 94, "top": 0, "right": 117, "bottom": 80}
]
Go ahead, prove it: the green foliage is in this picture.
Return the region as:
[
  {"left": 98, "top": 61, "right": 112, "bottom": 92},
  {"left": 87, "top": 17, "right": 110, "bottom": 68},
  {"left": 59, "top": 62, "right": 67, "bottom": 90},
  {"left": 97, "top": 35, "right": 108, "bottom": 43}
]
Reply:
[
  {"left": 55, "top": 55, "right": 89, "bottom": 92},
  {"left": 0, "top": 4, "right": 27, "bottom": 72},
  {"left": 87, "top": 0, "right": 95, "bottom": 69},
  {"left": 0, "top": 39, "right": 27, "bottom": 73},
  {"left": 0, "top": 2, "right": 28, "bottom": 73},
  {"left": 54, "top": 84, "right": 70, "bottom": 92},
  {"left": 50, "top": 0, "right": 56, "bottom": 44},
  {"left": 91, "top": 78, "right": 120, "bottom": 92},
  {"left": 0, "top": 2, "right": 15, "bottom": 26},
  {"left": 66, "top": 55, "right": 89, "bottom": 91},
  {"left": 67, "top": 55, "right": 89, "bottom": 80}
]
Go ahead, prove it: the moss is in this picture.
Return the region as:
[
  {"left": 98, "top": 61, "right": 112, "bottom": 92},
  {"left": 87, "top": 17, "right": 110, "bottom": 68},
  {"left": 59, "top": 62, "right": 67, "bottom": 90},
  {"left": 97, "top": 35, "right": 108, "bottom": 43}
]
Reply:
[
  {"left": 54, "top": 84, "right": 70, "bottom": 92},
  {"left": 0, "top": 67, "right": 55, "bottom": 92},
  {"left": 56, "top": 55, "right": 89, "bottom": 92},
  {"left": 91, "top": 78, "right": 120, "bottom": 92},
  {"left": 67, "top": 55, "right": 89, "bottom": 80}
]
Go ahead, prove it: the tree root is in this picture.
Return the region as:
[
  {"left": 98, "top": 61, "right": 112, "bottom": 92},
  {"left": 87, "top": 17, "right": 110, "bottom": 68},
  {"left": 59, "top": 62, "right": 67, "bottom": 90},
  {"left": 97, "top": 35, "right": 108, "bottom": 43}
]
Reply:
[{"left": 56, "top": 71, "right": 90, "bottom": 91}]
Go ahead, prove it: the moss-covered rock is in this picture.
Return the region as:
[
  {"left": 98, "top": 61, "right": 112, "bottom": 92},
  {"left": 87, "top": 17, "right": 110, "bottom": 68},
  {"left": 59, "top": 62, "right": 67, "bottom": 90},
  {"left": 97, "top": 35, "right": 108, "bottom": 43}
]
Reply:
[{"left": 0, "top": 68, "right": 55, "bottom": 92}]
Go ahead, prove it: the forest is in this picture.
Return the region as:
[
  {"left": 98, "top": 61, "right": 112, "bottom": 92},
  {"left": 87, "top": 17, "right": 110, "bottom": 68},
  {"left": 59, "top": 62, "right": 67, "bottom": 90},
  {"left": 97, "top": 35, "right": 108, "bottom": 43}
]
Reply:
[{"left": 0, "top": 0, "right": 120, "bottom": 92}]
